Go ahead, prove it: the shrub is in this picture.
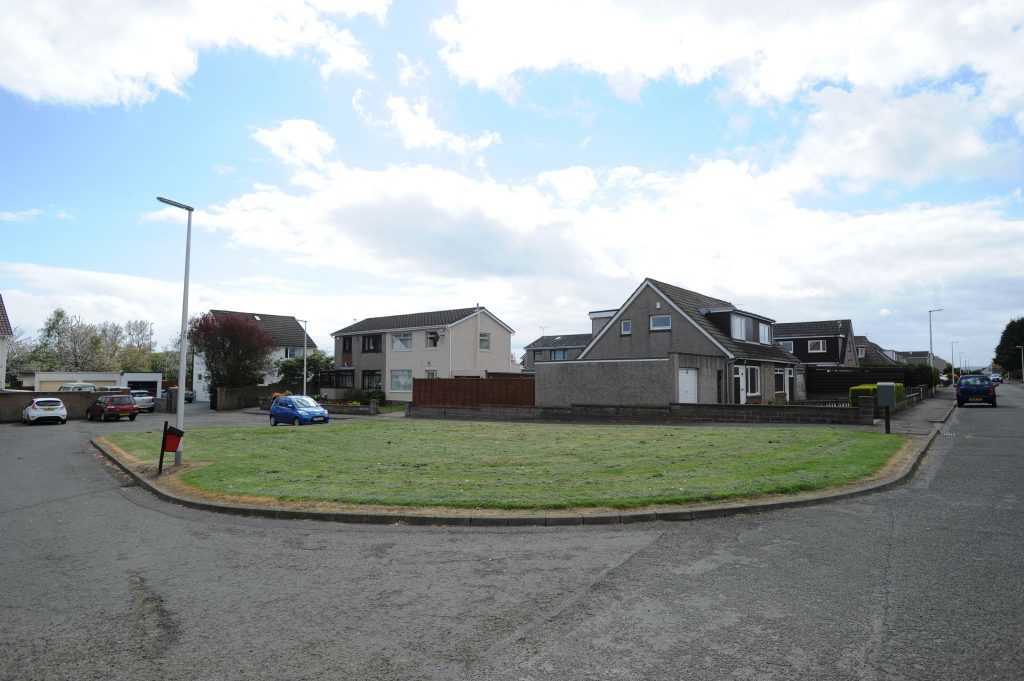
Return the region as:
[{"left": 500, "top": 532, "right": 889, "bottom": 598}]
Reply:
[{"left": 849, "top": 383, "right": 905, "bottom": 403}]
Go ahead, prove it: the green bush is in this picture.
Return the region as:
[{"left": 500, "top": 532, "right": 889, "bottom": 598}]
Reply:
[
  {"left": 849, "top": 382, "right": 905, "bottom": 403},
  {"left": 905, "top": 363, "right": 939, "bottom": 387}
]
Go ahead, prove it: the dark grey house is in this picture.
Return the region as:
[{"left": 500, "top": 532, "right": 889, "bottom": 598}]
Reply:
[
  {"left": 536, "top": 279, "right": 802, "bottom": 407},
  {"left": 854, "top": 336, "right": 903, "bottom": 366},
  {"left": 773, "top": 320, "right": 859, "bottom": 368},
  {"left": 522, "top": 333, "right": 592, "bottom": 372}
]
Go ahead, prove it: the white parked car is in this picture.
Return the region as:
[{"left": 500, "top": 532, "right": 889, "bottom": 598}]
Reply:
[
  {"left": 23, "top": 397, "right": 68, "bottom": 425},
  {"left": 131, "top": 390, "right": 156, "bottom": 413}
]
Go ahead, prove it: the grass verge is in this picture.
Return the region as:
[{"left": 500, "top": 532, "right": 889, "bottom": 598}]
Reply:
[{"left": 104, "top": 420, "right": 904, "bottom": 511}]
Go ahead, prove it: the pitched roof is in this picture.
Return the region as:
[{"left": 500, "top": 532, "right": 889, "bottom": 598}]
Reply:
[
  {"left": 854, "top": 336, "right": 900, "bottom": 366},
  {"left": 774, "top": 320, "right": 855, "bottom": 339},
  {"left": 524, "top": 334, "right": 592, "bottom": 349},
  {"left": 0, "top": 294, "right": 12, "bottom": 336},
  {"left": 332, "top": 307, "right": 513, "bottom": 336},
  {"left": 209, "top": 310, "right": 316, "bottom": 348}
]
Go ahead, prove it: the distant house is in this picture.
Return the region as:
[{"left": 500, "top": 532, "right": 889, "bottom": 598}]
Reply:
[
  {"left": 899, "top": 350, "right": 949, "bottom": 370},
  {"left": 192, "top": 310, "right": 316, "bottom": 402},
  {"left": 536, "top": 278, "right": 802, "bottom": 407},
  {"left": 854, "top": 336, "right": 902, "bottom": 366},
  {"left": 773, "top": 320, "right": 859, "bottom": 368},
  {"left": 522, "top": 333, "right": 592, "bottom": 372},
  {"left": 326, "top": 307, "right": 517, "bottom": 402},
  {"left": 0, "top": 294, "right": 14, "bottom": 389}
]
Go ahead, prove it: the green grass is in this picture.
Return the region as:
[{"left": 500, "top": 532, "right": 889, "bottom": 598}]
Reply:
[{"left": 104, "top": 420, "right": 904, "bottom": 510}]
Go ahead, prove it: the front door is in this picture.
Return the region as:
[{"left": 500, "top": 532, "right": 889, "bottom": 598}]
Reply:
[
  {"left": 733, "top": 366, "right": 746, "bottom": 404},
  {"left": 678, "top": 368, "right": 698, "bottom": 403}
]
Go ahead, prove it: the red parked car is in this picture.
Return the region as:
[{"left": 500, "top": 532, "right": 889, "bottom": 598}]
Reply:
[{"left": 86, "top": 395, "right": 140, "bottom": 421}]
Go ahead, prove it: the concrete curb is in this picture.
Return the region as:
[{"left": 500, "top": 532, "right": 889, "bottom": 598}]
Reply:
[{"left": 92, "top": 403, "right": 954, "bottom": 527}]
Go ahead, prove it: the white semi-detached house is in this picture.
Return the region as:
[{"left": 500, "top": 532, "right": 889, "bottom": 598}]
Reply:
[
  {"left": 326, "top": 307, "right": 518, "bottom": 402},
  {"left": 192, "top": 310, "right": 316, "bottom": 402}
]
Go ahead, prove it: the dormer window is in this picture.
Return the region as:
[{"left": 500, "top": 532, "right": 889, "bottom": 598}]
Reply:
[
  {"left": 759, "top": 323, "right": 771, "bottom": 344},
  {"left": 730, "top": 314, "right": 756, "bottom": 341}
]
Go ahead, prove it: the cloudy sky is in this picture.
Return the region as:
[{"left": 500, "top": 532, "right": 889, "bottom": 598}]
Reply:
[{"left": 2, "top": 0, "right": 1022, "bottom": 369}]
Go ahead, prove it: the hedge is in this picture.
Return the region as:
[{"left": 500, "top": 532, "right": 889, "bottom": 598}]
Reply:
[{"left": 849, "top": 382, "right": 905, "bottom": 403}]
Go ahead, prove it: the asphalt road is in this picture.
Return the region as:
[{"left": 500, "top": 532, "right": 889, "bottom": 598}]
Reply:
[{"left": 1, "top": 388, "right": 1021, "bottom": 680}]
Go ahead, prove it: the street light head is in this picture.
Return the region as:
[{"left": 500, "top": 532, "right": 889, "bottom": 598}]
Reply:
[{"left": 157, "top": 196, "right": 194, "bottom": 212}]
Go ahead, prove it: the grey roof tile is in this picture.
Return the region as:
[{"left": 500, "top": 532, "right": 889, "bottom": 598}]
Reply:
[
  {"left": 333, "top": 308, "right": 481, "bottom": 335},
  {"left": 0, "top": 294, "right": 11, "bottom": 336},
  {"left": 524, "top": 334, "right": 592, "bottom": 349},
  {"left": 209, "top": 310, "right": 316, "bottom": 348}
]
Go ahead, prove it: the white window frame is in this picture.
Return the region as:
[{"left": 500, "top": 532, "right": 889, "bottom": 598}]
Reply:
[
  {"left": 390, "top": 369, "right": 413, "bottom": 392},
  {"left": 479, "top": 332, "right": 491, "bottom": 351},
  {"left": 621, "top": 319, "right": 632, "bottom": 335},
  {"left": 774, "top": 368, "right": 785, "bottom": 393},
  {"left": 650, "top": 314, "right": 671, "bottom": 331},
  {"left": 731, "top": 314, "right": 746, "bottom": 340},
  {"left": 426, "top": 330, "right": 440, "bottom": 348},
  {"left": 779, "top": 340, "right": 794, "bottom": 352},
  {"left": 857, "top": 346, "right": 866, "bottom": 358},
  {"left": 425, "top": 370, "right": 437, "bottom": 379},
  {"left": 759, "top": 323, "right": 771, "bottom": 345},
  {"left": 809, "top": 339, "right": 827, "bottom": 353},
  {"left": 746, "top": 366, "right": 761, "bottom": 396},
  {"left": 391, "top": 332, "right": 413, "bottom": 351}
]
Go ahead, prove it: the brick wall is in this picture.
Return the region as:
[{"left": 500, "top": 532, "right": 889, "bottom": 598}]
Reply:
[
  {"left": 0, "top": 392, "right": 99, "bottom": 423},
  {"left": 409, "top": 397, "right": 875, "bottom": 426}
]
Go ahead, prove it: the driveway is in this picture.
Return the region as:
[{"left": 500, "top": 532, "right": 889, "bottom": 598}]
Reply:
[{"left": 1, "top": 388, "right": 1021, "bottom": 680}]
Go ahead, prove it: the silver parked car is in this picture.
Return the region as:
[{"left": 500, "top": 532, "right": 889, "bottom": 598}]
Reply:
[{"left": 130, "top": 390, "right": 156, "bottom": 413}]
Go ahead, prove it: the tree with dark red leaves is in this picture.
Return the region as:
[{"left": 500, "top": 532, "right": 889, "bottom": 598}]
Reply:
[{"left": 187, "top": 312, "right": 277, "bottom": 391}]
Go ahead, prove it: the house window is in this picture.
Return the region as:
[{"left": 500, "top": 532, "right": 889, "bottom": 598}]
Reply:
[
  {"left": 621, "top": 320, "right": 632, "bottom": 335},
  {"left": 650, "top": 315, "right": 671, "bottom": 331},
  {"left": 425, "top": 370, "right": 437, "bottom": 379},
  {"left": 321, "top": 370, "right": 354, "bottom": 389},
  {"left": 533, "top": 350, "right": 543, "bottom": 361},
  {"left": 731, "top": 315, "right": 756, "bottom": 341},
  {"left": 391, "top": 332, "right": 412, "bottom": 351},
  {"left": 746, "top": 366, "right": 761, "bottom": 396},
  {"left": 390, "top": 369, "right": 412, "bottom": 392},
  {"left": 479, "top": 333, "right": 491, "bottom": 350},
  {"left": 779, "top": 340, "right": 794, "bottom": 352},
  {"left": 551, "top": 349, "right": 567, "bottom": 361},
  {"left": 285, "top": 347, "right": 306, "bottom": 358},
  {"left": 759, "top": 323, "right": 771, "bottom": 345},
  {"left": 809, "top": 339, "right": 827, "bottom": 353},
  {"left": 341, "top": 336, "right": 352, "bottom": 353},
  {"left": 361, "top": 370, "right": 381, "bottom": 390},
  {"left": 774, "top": 369, "right": 785, "bottom": 393},
  {"left": 362, "top": 335, "right": 382, "bottom": 353},
  {"left": 857, "top": 346, "right": 866, "bottom": 359},
  {"left": 426, "top": 330, "right": 440, "bottom": 348}
]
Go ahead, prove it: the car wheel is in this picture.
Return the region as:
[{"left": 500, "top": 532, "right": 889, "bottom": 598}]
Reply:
[
  {"left": 956, "top": 400, "right": 963, "bottom": 408},
  {"left": 60, "top": 418, "right": 67, "bottom": 424},
  {"left": 129, "top": 414, "right": 137, "bottom": 421},
  {"left": 992, "top": 400, "right": 997, "bottom": 408},
  {"left": 270, "top": 416, "right": 278, "bottom": 426},
  {"left": 292, "top": 417, "right": 300, "bottom": 426},
  {"left": 86, "top": 410, "right": 93, "bottom": 421}
]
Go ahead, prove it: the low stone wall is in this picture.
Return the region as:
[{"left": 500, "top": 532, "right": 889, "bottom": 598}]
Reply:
[{"left": 409, "top": 397, "right": 875, "bottom": 426}]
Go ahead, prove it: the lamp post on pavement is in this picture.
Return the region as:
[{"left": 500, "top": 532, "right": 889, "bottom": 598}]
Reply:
[
  {"left": 928, "top": 308, "right": 942, "bottom": 384},
  {"left": 157, "top": 196, "right": 193, "bottom": 467},
  {"left": 951, "top": 341, "right": 958, "bottom": 382},
  {"left": 1018, "top": 346, "right": 1023, "bottom": 383},
  {"left": 297, "top": 319, "right": 308, "bottom": 395}
]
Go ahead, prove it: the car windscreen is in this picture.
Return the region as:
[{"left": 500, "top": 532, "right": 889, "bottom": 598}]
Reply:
[
  {"left": 111, "top": 396, "right": 135, "bottom": 404},
  {"left": 293, "top": 397, "right": 318, "bottom": 407},
  {"left": 35, "top": 399, "right": 63, "bottom": 407}
]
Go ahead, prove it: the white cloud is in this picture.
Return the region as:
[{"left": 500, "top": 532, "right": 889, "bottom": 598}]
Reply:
[
  {"left": 770, "top": 86, "right": 1017, "bottom": 194},
  {"left": 0, "top": 0, "right": 382, "bottom": 106},
  {"left": 252, "top": 119, "right": 337, "bottom": 169},
  {"left": 537, "top": 167, "right": 597, "bottom": 206},
  {"left": 0, "top": 209, "right": 42, "bottom": 222},
  {"left": 433, "top": 1, "right": 1024, "bottom": 112},
  {"left": 396, "top": 52, "right": 428, "bottom": 86},
  {"left": 382, "top": 95, "right": 501, "bottom": 156}
]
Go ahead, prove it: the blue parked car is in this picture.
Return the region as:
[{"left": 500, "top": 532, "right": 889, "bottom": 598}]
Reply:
[{"left": 269, "top": 395, "right": 330, "bottom": 426}]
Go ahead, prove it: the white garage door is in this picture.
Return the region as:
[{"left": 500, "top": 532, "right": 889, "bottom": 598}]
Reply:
[{"left": 678, "top": 368, "right": 698, "bottom": 404}]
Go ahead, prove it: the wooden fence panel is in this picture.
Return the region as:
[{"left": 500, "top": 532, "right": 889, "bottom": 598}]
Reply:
[
  {"left": 413, "top": 378, "right": 535, "bottom": 407},
  {"left": 806, "top": 367, "right": 909, "bottom": 398}
]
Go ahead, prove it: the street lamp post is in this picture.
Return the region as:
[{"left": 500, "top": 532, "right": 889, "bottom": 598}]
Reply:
[
  {"left": 960, "top": 352, "right": 964, "bottom": 374},
  {"left": 928, "top": 308, "right": 942, "bottom": 384},
  {"left": 157, "top": 196, "right": 193, "bottom": 467},
  {"left": 1018, "top": 346, "right": 1023, "bottom": 382},
  {"left": 951, "top": 341, "right": 958, "bottom": 381},
  {"left": 297, "top": 319, "right": 308, "bottom": 395}
]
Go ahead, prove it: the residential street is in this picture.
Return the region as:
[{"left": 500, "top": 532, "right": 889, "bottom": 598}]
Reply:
[{"left": 1, "top": 387, "right": 1021, "bottom": 680}]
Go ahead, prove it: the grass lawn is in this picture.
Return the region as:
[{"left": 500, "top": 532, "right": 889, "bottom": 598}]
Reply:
[{"left": 103, "top": 420, "right": 904, "bottom": 511}]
